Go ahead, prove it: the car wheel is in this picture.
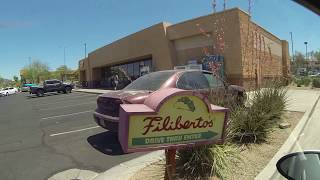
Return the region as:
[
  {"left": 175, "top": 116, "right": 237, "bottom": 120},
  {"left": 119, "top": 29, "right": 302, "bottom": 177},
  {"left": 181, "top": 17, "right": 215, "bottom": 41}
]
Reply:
[
  {"left": 37, "top": 89, "right": 44, "bottom": 97},
  {"left": 65, "top": 87, "right": 72, "bottom": 94}
]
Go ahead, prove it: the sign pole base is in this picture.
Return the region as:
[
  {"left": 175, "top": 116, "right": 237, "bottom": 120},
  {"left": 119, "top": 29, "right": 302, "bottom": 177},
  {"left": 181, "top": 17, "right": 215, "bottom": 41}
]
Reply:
[{"left": 164, "top": 148, "right": 176, "bottom": 180}]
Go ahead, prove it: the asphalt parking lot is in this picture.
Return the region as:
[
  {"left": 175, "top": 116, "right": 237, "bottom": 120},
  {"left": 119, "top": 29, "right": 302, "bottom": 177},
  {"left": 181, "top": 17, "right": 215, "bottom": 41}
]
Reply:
[{"left": 0, "top": 92, "right": 145, "bottom": 180}]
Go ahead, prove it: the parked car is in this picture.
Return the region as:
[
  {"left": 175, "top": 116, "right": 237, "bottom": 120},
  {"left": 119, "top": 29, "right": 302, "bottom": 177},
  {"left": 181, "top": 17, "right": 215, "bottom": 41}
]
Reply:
[
  {"left": 93, "top": 70, "right": 246, "bottom": 132},
  {"left": 29, "top": 79, "right": 73, "bottom": 97},
  {"left": 21, "top": 83, "right": 37, "bottom": 92},
  {"left": 309, "top": 72, "right": 320, "bottom": 77},
  {"left": 0, "top": 87, "right": 18, "bottom": 96}
]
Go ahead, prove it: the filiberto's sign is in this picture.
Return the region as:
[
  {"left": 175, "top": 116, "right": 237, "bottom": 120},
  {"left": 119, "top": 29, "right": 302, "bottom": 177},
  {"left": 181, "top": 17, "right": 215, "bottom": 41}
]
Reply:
[{"left": 118, "top": 88, "right": 228, "bottom": 153}]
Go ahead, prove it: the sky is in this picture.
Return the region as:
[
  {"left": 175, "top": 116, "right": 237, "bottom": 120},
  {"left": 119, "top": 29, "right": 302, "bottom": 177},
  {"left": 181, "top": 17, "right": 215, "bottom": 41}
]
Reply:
[{"left": 0, "top": 0, "right": 319, "bottom": 80}]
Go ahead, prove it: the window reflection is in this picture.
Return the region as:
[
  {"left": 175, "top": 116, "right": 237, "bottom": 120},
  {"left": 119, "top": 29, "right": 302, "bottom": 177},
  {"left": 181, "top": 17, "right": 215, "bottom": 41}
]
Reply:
[{"left": 101, "top": 58, "right": 152, "bottom": 89}]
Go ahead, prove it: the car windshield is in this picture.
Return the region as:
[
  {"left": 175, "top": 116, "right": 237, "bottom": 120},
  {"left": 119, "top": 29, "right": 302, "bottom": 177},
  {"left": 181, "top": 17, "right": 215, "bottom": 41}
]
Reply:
[{"left": 124, "top": 71, "right": 175, "bottom": 91}]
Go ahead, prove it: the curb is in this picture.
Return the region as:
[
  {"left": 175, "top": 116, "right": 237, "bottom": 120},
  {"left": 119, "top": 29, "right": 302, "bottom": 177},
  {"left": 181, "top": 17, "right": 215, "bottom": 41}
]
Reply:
[
  {"left": 94, "top": 150, "right": 165, "bottom": 180},
  {"left": 255, "top": 95, "right": 320, "bottom": 180},
  {"left": 73, "top": 89, "right": 106, "bottom": 94}
]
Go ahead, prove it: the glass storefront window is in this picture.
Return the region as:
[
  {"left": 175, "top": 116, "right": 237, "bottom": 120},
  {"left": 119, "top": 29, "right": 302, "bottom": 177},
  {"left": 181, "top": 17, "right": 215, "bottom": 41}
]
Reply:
[
  {"left": 144, "top": 60, "right": 152, "bottom": 70},
  {"left": 127, "top": 63, "right": 133, "bottom": 77},
  {"left": 101, "top": 58, "right": 152, "bottom": 89},
  {"left": 133, "top": 62, "right": 140, "bottom": 79},
  {"left": 120, "top": 65, "right": 128, "bottom": 77}
]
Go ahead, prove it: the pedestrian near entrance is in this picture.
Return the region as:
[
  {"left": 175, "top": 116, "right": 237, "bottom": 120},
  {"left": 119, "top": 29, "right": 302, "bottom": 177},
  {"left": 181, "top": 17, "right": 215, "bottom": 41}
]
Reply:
[{"left": 113, "top": 74, "right": 119, "bottom": 90}]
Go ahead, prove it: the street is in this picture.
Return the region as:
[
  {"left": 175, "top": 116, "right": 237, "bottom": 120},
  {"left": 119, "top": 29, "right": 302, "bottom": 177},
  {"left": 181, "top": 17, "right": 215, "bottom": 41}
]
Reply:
[{"left": 0, "top": 92, "right": 145, "bottom": 180}]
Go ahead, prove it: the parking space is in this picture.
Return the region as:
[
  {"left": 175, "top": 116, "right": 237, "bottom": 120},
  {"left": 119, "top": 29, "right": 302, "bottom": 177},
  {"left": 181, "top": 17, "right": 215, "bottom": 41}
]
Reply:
[{"left": 0, "top": 92, "right": 146, "bottom": 180}]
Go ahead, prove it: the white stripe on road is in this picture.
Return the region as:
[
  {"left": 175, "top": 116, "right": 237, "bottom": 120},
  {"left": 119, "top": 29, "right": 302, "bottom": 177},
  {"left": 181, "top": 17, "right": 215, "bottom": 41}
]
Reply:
[
  {"left": 39, "top": 101, "right": 96, "bottom": 111},
  {"left": 41, "top": 110, "right": 93, "bottom": 120},
  {"left": 35, "top": 94, "right": 97, "bottom": 106},
  {"left": 50, "top": 126, "right": 100, "bottom": 137}
]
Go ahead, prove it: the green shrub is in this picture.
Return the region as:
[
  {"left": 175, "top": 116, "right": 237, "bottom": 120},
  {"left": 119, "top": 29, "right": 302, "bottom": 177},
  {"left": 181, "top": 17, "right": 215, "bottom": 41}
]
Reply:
[
  {"left": 229, "top": 81, "right": 287, "bottom": 143},
  {"left": 176, "top": 144, "right": 239, "bottom": 179},
  {"left": 312, "top": 78, "right": 320, "bottom": 88},
  {"left": 302, "top": 77, "right": 311, "bottom": 86},
  {"left": 295, "top": 77, "right": 311, "bottom": 87}
]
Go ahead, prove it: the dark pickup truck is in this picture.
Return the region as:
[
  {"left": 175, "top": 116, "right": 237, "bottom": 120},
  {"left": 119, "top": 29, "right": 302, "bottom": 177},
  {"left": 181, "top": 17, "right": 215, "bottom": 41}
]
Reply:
[{"left": 30, "top": 79, "right": 73, "bottom": 97}]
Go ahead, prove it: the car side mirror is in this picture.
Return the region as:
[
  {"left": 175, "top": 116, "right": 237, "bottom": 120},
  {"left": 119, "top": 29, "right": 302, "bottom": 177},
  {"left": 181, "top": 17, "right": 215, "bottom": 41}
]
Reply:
[{"left": 276, "top": 151, "right": 320, "bottom": 180}]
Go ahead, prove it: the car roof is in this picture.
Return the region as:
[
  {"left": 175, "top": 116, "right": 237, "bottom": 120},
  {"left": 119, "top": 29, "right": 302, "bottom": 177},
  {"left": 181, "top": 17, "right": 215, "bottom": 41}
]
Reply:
[{"left": 155, "top": 69, "right": 212, "bottom": 74}]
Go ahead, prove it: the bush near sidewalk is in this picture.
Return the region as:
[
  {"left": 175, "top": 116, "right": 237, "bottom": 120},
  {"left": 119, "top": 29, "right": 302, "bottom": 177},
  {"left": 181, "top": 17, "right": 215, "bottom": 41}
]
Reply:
[
  {"left": 176, "top": 90, "right": 241, "bottom": 179},
  {"left": 294, "top": 76, "right": 311, "bottom": 87},
  {"left": 176, "top": 144, "right": 239, "bottom": 180},
  {"left": 312, "top": 78, "right": 320, "bottom": 88},
  {"left": 230, "top": 81, "right": 287, "bottom": 143},
  {"left": 176, "top": 80, "right": 288, "bottom": 179}
]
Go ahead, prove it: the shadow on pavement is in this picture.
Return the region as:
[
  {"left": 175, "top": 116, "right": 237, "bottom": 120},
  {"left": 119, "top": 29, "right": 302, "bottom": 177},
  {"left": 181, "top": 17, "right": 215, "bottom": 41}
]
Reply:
[
  {"left": 26, "top": 92, "right": 62, "bottom": 99},
  {"left": 87, "top": 131, "right": 126, "bottom": 156}
]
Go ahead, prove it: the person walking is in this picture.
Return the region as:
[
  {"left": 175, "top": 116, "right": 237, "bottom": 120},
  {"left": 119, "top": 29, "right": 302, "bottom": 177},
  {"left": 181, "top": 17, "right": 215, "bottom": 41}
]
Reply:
[{"left": 113, "top": 74, "right": 119, "bottom": 90}]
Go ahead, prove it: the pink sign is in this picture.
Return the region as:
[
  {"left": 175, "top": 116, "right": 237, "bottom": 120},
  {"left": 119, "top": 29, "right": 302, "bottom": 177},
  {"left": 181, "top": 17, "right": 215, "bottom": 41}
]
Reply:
[{"left": 118, "top": 88, "right": 228, "bottom": 153}]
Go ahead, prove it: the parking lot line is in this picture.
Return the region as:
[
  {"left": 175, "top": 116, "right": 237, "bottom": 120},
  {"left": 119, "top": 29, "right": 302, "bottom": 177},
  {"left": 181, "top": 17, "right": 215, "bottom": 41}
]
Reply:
[
  {"left": 32, "top": 95, "right": 96, "bottom": 105},
  {"left": 49, "top": 126, "right": 100, "bottom": 137},
  {"left": 41, "top": 110, "right": 93, "bottom": 120},
  {"left": 38, "top": 101, "right": 96, "bottom": 111}
]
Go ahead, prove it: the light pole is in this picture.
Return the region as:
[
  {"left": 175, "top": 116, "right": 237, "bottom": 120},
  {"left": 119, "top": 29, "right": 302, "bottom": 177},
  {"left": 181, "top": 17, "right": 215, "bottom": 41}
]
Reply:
[
  {"left": 304, "top": 42, "right": 308, "bottom": 60},
  {"left": 304, "top": 42, "right": 308, "bottom": 70}
]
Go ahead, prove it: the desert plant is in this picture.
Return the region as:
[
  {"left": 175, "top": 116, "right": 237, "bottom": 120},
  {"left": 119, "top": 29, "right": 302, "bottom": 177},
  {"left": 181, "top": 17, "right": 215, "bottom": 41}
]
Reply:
[
  {"left": 229, "top": 80, "right": 287, "bottom": 143},
  {"left": 176, "top": 144, "right": 239, "bottom": 179},
  {"left": 312, "top": 78, "right": 320, "bottom": 88},
  {"left": 295, "top": 76, "right": 311, "bottom": 87},
  {"left": 302, "top": 77, "right": 311, "bottom": 87}
]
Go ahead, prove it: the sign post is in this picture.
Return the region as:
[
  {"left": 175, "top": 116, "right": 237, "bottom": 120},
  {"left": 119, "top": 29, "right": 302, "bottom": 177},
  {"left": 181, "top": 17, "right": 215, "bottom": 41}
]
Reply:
[
  {"left": 164, "top": 148, "right": 176, "bottom": 180},
  {"left": 118, "top": 88, "right": 228, "bottom": 178}
]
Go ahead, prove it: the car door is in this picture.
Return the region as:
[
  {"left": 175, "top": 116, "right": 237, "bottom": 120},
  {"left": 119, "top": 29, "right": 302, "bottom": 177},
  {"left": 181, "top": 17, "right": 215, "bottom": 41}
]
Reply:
[
  {"left": 8, "top": 87, "right": 15, "bottom": 94},
  {"left": 176, "top": 71, "right": 210, "bottom": 96},
  {"left": 3, "top": 88, "right": 9, "bottom": 95},
  {"left": 52, "top": 80, "right": 61, "bottom": 91},
  {"left": 44, "top": 81, "right": 54, "bottom": 92}
]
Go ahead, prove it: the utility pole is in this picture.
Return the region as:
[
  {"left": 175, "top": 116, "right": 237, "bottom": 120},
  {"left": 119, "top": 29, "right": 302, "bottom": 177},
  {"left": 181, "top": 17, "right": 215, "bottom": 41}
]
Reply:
[
  {"left": 63, "top": 47, "right": 66, "bottom": 81},
  {"left": 290, "top": 32, "right": 294, "bottom": 61},
  {"left": 28, "top": 57, "right": 32, "bottom": 83},
  {"left": 84, "top": 43, "right": 87, "bottom": 58},
  {"left": 63, "top": 47, "right": 66, "bottom": 66}
]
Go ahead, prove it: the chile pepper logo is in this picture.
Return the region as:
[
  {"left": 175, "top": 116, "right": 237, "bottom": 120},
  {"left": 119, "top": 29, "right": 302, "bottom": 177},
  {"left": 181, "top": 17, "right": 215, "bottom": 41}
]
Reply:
[{"left": 173, "top": 96, "right": 196, "bottom": 112}]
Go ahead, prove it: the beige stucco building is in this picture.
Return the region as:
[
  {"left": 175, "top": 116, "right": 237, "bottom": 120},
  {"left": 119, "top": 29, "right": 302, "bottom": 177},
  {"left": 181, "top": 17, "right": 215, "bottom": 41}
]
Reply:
[{"left": 79, "top": 8, "right": 290, "bottom": 89}]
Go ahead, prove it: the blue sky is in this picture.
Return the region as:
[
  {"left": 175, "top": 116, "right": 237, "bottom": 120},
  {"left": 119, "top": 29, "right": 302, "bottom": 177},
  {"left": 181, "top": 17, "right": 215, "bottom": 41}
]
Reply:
[{"left": 0, "top": 0, "right": 319, "bottom": 79}]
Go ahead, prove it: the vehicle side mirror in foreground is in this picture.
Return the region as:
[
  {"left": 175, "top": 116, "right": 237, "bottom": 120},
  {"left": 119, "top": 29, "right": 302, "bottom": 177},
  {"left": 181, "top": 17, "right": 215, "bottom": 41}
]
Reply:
[{"left": 276, "top": 151, "right": 320, "bottom": 180}]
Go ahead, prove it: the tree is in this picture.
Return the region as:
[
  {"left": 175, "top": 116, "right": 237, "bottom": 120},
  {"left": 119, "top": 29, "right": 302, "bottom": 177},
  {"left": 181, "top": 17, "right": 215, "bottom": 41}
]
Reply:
[
  {"left": 13, "top": 75, "right": 20, "bottom": 87},
  {"left": 313, "top": 50, "right": 320, "bottom": 61},
  {"left": 20, "top": 60, "right": 50, "bottom": 83},
  {"left": 293, "top": 51, "right": 306, "bottom": 68},
  {"left": 56, "top": 65, "right": 72, "bottom": 81},
  {"left": 13, "top": 75, "right": 19, "bottom": 82}
]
